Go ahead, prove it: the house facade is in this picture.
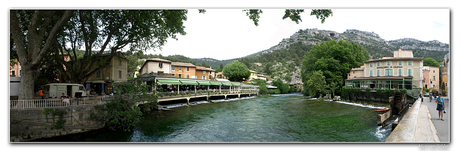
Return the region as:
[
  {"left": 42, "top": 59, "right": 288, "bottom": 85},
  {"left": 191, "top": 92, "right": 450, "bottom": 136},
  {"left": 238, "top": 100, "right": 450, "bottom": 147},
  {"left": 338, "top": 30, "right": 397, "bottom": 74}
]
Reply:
[
  {"left": 139, "top": 58, "right": 172, "bottom": 75},
  {"left": 422, "top": 66, "right": 440, "bottom": 91},
  {"left": 10, "top": 60, "right": 21, "bottom": 77},
  {"left": 347, "top": 65, "right": 364, "bottom": 79},
  {"left": 86, "top": 54, "right": 128, "bottom": 94},
  {"left": 171, "top": 62, "right": 196, "bottom": 79},
  {"left": 249, "top": 70, "right": 258, "bottom": 80},
  {"left": 346, "top": 47, "right": 423, "bottom": 95},
  {"left": 196, "top": 66, "right": 214, "bottom": 80}
]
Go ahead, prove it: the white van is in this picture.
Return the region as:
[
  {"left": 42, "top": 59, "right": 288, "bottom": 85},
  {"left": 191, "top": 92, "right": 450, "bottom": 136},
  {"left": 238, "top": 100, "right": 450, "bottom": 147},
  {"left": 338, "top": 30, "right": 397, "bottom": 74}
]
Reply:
[{"left": 45, "top": 83, "right": 87, "bottom": 98}]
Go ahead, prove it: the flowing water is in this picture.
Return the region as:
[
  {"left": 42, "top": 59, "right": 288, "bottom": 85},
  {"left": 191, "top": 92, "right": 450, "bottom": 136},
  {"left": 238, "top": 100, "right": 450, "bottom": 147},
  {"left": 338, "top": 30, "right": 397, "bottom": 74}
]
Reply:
[{"left": 33, "top": 93, "right": 394, "bottom": 142}]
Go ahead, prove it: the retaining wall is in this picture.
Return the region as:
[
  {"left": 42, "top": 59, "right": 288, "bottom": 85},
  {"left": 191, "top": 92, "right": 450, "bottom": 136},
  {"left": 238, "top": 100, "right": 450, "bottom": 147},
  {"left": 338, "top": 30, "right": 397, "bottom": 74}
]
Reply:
[{"left": 10, "top": 104, "right": 105, "bottom": 142}]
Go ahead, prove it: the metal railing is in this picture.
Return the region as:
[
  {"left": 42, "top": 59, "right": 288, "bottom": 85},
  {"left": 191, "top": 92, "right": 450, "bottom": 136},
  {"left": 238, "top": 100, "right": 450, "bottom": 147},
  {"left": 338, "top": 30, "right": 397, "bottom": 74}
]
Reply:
[{"left": 10, "top": 97, "right": 103, "bottom": 109}]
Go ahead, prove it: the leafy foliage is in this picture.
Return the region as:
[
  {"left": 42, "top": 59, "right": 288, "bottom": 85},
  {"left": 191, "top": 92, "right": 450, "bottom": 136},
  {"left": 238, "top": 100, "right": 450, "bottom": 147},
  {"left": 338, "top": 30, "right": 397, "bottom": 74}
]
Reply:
[
  {"left": 423, "top": 57, "right": 440, "bottom": 67},
  {"left": 302, "top": 40, "right": 369, "bottom": 96},
  {"left": 223, "top": 60, "right": 250, "bottom": 81},
  {"left": 91, "top": 81, "right": 158, "bottom": 132},
  {"left": 305, "top": 70, "right": 327, "bottom": 97}
]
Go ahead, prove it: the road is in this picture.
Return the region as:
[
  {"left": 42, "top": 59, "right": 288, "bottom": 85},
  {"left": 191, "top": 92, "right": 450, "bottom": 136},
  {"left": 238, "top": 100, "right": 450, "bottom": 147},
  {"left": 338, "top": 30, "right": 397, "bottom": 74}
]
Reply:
[{"left": 421, "top": 96, "right": 450, "bottom": 143}]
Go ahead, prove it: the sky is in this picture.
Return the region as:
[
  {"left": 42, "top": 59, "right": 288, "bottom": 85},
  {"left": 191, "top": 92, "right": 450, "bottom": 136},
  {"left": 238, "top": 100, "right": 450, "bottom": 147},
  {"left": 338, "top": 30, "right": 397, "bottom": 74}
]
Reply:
[{"left": 151, "top": 9, "right": 450, "bottom": 60}]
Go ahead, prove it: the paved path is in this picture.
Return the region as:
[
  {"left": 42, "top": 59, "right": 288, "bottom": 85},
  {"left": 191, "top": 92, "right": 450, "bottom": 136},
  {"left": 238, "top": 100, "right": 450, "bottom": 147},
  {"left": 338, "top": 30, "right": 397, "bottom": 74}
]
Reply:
[
  {"left": 385, "top": 97, "right": 442, "bottom": 143},
  {"left": 422, "top": 96, "right": 450, "bottom": 143}
]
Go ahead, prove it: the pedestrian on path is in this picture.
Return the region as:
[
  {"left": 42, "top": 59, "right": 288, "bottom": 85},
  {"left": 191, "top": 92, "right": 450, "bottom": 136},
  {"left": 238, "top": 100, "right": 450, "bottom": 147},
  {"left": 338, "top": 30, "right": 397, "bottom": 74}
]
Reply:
[
  {"left": 429, "top": 92, "right": 432, "bottom": 102},
  {"left": 420, "top": 93, "right": 423, "bottom": 102},
  {"left": 436, "top": 94, "right": 445, "bottom": 121}
]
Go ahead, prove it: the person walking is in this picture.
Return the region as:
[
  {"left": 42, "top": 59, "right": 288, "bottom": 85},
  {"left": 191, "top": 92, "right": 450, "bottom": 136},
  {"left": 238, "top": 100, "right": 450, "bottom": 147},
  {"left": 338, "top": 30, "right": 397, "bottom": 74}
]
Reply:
[
  {"left": 420, "top": 93, "right": 423, "bottom": 102},
  {"left": 429, "top": 92, "right": 432, "bottom": 102},
  {"left": 436, "top": 94, "right": 445, "bottom": 121}
]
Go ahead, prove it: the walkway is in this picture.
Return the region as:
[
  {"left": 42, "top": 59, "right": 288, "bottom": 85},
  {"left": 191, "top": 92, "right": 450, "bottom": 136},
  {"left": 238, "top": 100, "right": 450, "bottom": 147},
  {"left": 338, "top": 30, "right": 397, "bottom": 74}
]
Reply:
[
  {"left": 423, "top": 96, "right": 450, "bottom": 143},
  {"left": 385, "top": 96, "right": 444, "bottom": 143}
]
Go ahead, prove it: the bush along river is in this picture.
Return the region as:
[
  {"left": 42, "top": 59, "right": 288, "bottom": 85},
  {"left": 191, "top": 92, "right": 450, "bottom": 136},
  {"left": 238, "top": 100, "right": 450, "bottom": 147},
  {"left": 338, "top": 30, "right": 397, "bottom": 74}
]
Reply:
[{"left": 33, "top": 93, "right": 395, "bottom": 142}]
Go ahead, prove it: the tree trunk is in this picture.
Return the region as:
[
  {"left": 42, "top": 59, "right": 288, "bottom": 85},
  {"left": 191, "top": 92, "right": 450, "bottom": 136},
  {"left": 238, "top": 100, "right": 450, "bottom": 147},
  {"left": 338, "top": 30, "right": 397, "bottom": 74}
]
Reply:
[{"left": 18, "top": 65, "right": 37, "bottom": 100}]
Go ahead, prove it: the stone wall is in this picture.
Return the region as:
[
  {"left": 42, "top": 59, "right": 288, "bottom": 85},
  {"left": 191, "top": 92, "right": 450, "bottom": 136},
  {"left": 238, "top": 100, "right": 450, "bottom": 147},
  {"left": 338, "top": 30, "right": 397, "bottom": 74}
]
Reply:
[{"left": 10, "top": 104, "right": 105, "bottom": 142}]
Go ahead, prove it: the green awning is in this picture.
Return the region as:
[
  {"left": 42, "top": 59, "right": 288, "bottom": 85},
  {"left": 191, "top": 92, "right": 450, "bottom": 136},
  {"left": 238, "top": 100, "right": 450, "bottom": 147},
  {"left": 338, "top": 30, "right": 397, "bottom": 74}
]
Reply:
[
  {"left": 180, "top": 80, "right": 199, "bottom": 85},
  {"left": 210, "top": 81, "right": 222, "bottom": 86},
  {"left": 222, "top": 82, "right": 233, "bottom": 86},
  {"left": 231, "top": 82, "right": 241, "bottom": 86},
  {"left": 157, "top": 79, "right": 181, "bottom": 85},
  {"left": 196, "top": 81, "right": 211, "bottom": 85}
]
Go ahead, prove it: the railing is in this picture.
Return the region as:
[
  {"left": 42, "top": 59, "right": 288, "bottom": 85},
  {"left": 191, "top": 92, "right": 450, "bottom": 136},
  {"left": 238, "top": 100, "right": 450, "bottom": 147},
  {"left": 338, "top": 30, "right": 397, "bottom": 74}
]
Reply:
[{"left": 10, "top": 98, "right": 103, "bottom": 109}]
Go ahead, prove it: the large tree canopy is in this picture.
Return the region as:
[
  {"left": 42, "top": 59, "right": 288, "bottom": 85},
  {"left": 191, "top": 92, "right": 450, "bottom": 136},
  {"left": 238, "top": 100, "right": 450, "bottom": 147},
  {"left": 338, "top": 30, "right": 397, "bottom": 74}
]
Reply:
[
  {"left": 223, "top": 60, "right": 250, "bottom": 81},
  {"left": 423, "top": 57, "right": 440, "bottom": 67},
  {"left": 51, "top": 10, "right": 187, "bottom": 84},
  {"left": 301, "top": 40, "right": 369, "bottom": 96}
]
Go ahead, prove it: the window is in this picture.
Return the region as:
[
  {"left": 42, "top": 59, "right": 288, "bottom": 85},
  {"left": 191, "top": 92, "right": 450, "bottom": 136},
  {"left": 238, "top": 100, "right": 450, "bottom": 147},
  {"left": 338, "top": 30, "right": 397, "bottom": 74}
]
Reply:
[
  {"left": 202, "top": 76, "right": 206, "bottom": 80},
  {"left": 433, "top": 70, "right": 435, "bottom": 73},
  {"left": 398, "top": 61, "right": 403, "bottom": 65},
  {"left": 79, "top": 86, "right": 84, "bottom": 90},
  {"left": 119, "top": 70, "right": 122, "bottom": 79},
  {"left": 159, "top": 62, "right": 163, "bottom": 68},
  {"left": 369, "top": 70, "right": 373, "bottom": 77},
  {"left": 370, "top": 63, "right": 373, "bottom": 67},
  {"left": 187, "top": 67, "right": 190, "bottom": 71},
  {"left": 408, "top": 69, "right": 413, "bottom": 76},
  {"left": 119, "top": 59, "right": 122, "bottom": 66},
  {"left": 203, "top": 71, "right": 206, "bottom": 74},
  {"left": 386, "top": 61, "right": 391, "bottom": 65},
  {"left": 385, "top": 69, "right": 393, "bottom": 76},
  {"left": 172, "top": 74, "right": 175, "bottom": 77},
  {"left": 377, "top": 62, "right": 381, "bottom": 66},
  {"left": 96, "top": 70, "right": 101, "bottom": 78},
  {"left": 179, "top": 74, "right": 182, "bottom": 78},
  {"left": 377, "top": 69, "right": 381, "bottom": 76},
  {"left": 433, "top": 76, "right": 436, "bottom": 81},
  {"left": 398, "top": 69, "right": 403, "bottom": 76},
  {"left": 408, "top": 61, "right": 413, "bottom": 65},
  {"left": 179, "top": 67, "right": 182, "bottom": 71},
  {"left": 172, "top": 66, "right": 175, "bottom": 71},
  {"left": 11, "top": 70, "right": 15, "bottom": 77}
]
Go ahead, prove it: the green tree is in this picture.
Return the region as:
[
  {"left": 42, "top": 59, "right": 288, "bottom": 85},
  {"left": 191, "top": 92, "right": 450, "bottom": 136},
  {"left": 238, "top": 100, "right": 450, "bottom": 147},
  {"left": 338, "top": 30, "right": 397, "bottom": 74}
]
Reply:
[
  {"left": 423, "top": 57, "right": 440, "bottom": 67},
  {"left": 220, "top": 63, "right": 224, "bottom": 69},
  {"left": 51, "top": 10, "right": 187, "bottom": 84},
  {"left": 306, "top": 70, "right": 327, "bottom": 97},
  {"left": 223, "top": 60, "right": 250, "bottom": 81},
  {"left": 11, "top": 10, "right": 74, "bottom": 100},
  {"left": 301, "top": 40, "right": 369, "bottom": 96},
  {"left": 91, "top": 81, "right": 157, "bottom": 131}
]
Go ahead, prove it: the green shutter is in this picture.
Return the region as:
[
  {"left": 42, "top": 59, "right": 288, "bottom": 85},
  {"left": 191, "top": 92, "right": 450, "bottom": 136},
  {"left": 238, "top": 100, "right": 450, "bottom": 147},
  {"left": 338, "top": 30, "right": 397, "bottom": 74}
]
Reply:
[
  {"left": 399, "top": 69, "right": 403, "bottom": 76},
  {"left": 370, "top": 70, "right": 373, "bottom": 77},
  {"left": 408, "top": 69, "right": 413, "bottom": 76},
  {"left": 377, "top": 70, "right": 380, "bottom": 76}
]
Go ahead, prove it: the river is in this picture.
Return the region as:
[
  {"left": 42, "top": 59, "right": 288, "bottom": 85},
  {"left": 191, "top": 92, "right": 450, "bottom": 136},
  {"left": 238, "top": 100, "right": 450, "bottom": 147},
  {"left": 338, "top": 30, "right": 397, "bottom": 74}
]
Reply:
[{"left": 33, "top": 93, "right": 394, "bottom": 142}]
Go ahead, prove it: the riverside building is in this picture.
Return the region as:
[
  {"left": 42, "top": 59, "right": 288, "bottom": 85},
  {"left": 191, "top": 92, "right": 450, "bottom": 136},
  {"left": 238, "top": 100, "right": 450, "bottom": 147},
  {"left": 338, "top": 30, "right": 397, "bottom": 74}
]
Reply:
[{"left": 346, "top": 47, "right": 423, "bottom": 97}]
